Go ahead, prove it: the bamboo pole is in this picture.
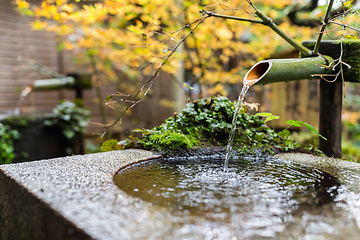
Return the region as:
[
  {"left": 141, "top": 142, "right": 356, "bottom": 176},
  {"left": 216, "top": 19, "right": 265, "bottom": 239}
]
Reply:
[
  {"left": 32, "top": 77, "right": 76, "bottom": 91},
  {"left": 32, "top": 75, "right": 92, "bottom": 91},
  {"left": 243, "top": 56, "right": 334, "bottom": 86},
  {"left": 247, "top": 3, "right": 313, "bottom": 57}
]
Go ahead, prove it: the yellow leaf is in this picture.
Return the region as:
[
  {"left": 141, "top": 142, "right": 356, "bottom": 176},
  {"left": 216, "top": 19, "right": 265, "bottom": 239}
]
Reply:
[
  {"left": 216, "top": 27, "right": 233, "bottom": 40},
  {"left": 56, "top": 0, "right": 65, "bottom": 6},
  {"left": 344, "top": 0, "right": 353, "bottom": 7},
  {"left": 62, "top": 4, "right": 74, "bottom": 14},
  {"left": 31, "top": 20, "right": 47, "bottom": 30},
  {"left": 16, "top": 0, "right": 29, "bottom": 9},
  {"left": 64, "top": 42, "right": 74, "bottom": 50},
  {"left": 208, "top": 83, "right": 225, "bottom": 95}
]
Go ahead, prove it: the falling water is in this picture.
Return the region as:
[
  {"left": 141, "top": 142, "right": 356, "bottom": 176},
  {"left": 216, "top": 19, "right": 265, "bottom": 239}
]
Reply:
[
  {"left": 223, "top": 84, "right": 250, "bottom": 171},
  {"left": 14, "top": 85, "right": 33, "bottom": 115},
  {"left": 224, "top": 72, "right": 261, "bottom": 171}
]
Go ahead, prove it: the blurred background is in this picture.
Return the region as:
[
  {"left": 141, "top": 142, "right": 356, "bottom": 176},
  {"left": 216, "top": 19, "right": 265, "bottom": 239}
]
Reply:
[{"left": 1, "top": 0, "right": 359, "bottom": 161}]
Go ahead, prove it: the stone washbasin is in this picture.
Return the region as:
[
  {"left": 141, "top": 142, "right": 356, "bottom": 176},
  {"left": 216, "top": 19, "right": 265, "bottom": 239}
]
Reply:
[{"left": 1, "top": 149, "right": 360, "bottom": 239}]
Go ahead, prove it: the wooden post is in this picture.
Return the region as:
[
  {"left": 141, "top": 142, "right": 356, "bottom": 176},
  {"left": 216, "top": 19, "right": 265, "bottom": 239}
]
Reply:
[
  {"left": 302, "top": 40, "right": 360, "bottom": 158},
  {"left": 319, "top": 79, "right": 342, "bottom": 158}
]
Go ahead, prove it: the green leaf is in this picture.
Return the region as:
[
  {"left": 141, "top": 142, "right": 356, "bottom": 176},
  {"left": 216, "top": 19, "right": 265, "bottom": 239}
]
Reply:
[
  {"left": 285, "top": 119, "right": 301, "bottom": 127},
  {"left": 62, "top": 129, "right": 75, "bottom": 139},
  {"left": 264, "top": 115, "right": 279, "bottom": 123},
  {"left": 278, "top": 129, "right": 291, "bottom": 138},
  {"left": 255, "top": 112, "right": 273, "bottom": 117},
  {"left": 297, "top": 121, "right": 327, "bottom": 141},
  {"left": 256, "top": 112, "right": 279, "bottom": 123},
  {"left": 106, "top": 95, "right": 113, "bottom": 101},
  {"left": 183, "top": 83, "right": 194, "bottom": 90}
]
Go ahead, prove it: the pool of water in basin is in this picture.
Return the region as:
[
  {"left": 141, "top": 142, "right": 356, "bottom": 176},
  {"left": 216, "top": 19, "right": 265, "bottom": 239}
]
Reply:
[{"left": 114, "top": 157, "right": 360, "bottom": 239}]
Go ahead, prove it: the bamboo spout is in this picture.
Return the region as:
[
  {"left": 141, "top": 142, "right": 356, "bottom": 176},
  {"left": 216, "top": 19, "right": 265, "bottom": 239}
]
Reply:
[
  {"left": 243, "top": 56, "right": 334, "bottom": 86},
  {"left": 32, "top": 74, "right": 92, "bottom": 92},
  {"left": 32, "top": 77, "right": 76, "bottom": 91}
]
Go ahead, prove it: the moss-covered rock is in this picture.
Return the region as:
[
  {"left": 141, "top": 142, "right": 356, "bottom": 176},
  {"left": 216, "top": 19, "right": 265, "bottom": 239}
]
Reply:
[
  {"left": 151, "top": 96, "right": 279, "bottom": 151},
  {"left": 102, "top": 96, "right": 322, "bottom": 156}
]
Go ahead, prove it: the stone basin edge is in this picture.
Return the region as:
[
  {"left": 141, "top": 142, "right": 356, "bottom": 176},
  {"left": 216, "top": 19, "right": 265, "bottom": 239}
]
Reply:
[{"left": 275, "top": 153, "right": 360, "bottom": 180}]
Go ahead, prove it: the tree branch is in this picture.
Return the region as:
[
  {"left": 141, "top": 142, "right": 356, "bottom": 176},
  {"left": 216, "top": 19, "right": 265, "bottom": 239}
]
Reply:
[
  {"left": 201, "top": 4, "right": 313, "bottom": 57},
  {"left": 287, "top": 0, "right": 321, "bottom": 28},
  {"left": 199, "top": 10, "right": 263, "bottom": 24},
  {"left": 329, "top": 20, "right": 360, "bottom": 33}
]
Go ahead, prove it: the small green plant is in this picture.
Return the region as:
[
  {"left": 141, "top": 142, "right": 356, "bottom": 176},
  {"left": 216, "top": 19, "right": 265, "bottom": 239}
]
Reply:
[
  {"left": 255, "top": 112, "right": 279, "bottom": 131},
  {"left": 255, "top": 112, "right": 280, "bottom": 123},
  {"left": 276, "top": 119, "right": 326, "bottom": 153},
  {"left": 101, "top": 139, "right": 124, "bottom": 151},
  {"left": 157, "top": 96, "right": 275, "bottom": 147},
  {"left": 101, "top": 139, "right": 135, "bottom": 151},
  {"left": 0, "top": 123, "right": 20, "bottom": 164},
  {"left": 285, "top": 120, "right": 327, "bottom": 140},
  {"left": 44, "top": 100, "right": 91, "bottom": 140}
]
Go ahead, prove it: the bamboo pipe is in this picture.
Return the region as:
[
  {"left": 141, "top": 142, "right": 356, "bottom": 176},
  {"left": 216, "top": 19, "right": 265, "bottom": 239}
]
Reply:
[
  {"left": 243, "top": 56, "right": 334, "bottom": 86},
  {"left": 32, "top": 74, "right": 92, "bottom": 91},
  {"left": 32, "top": 77, "right": 76, "bottom": 91}
]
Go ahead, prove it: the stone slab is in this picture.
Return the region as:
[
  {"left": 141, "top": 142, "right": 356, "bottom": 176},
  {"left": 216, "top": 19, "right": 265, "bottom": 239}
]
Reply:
[{"left": 0, "top": 149, "right": 164, "bottom": 240}]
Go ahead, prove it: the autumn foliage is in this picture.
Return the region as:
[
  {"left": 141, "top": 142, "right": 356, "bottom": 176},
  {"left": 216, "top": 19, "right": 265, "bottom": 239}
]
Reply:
[{"left": 15, "top": 0, "right": 324, "bottom": 97}]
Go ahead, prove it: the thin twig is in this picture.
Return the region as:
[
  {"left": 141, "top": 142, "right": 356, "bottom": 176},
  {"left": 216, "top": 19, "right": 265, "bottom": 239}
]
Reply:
[
  {"left": 29, "top": 61, "right": 65, "bottom": 78},
  {"left": 101, "top": 16, "right": 210, "bottom": 136},
  {"left": 199, "top": 10, "right": 263, "bottom": 24},
  {"left": 329, "top": 20, "right": 360, "bottom": 33},
  {"left": 313, "top": 0, "right": 335, "bottom": 55},
  {"left": 201, "top": 4, "right": 313, "bottom": 57}
]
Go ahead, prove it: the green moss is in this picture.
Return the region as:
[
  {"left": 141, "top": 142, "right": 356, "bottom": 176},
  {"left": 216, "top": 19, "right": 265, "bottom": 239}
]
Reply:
[{"left": 141, "top": 129, "right": 200, "bottom": 152}]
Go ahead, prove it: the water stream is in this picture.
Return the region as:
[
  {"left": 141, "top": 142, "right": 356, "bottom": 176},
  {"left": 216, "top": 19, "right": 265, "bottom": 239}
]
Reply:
[
  {"left": 224, "top": 84, "right": 250, "bottom": 171},
  {"left": 13, "top": 85, "right": 33, "bottom": 115},
  {"left": 224, "top": 65, "right": 263, "bottom": 171}
]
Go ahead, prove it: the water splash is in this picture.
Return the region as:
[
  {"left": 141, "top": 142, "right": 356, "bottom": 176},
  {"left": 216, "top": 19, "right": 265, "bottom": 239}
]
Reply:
[{"left": 14, "top": 85, "right": 33, "bottom": 115}]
